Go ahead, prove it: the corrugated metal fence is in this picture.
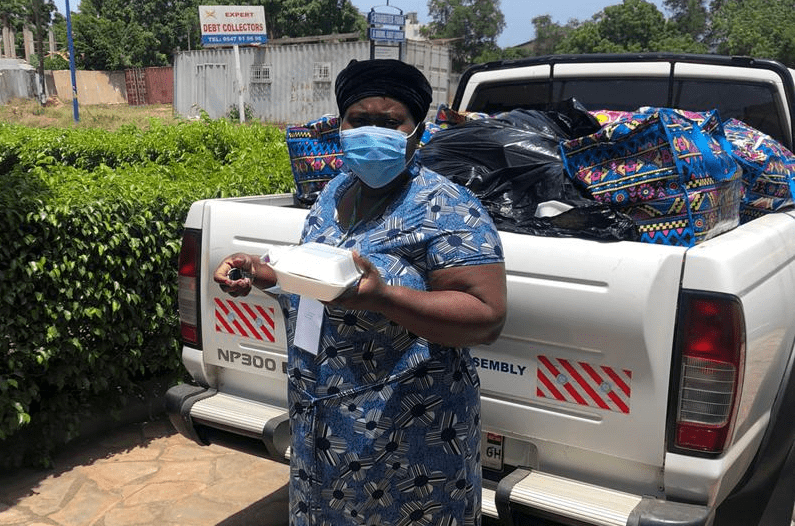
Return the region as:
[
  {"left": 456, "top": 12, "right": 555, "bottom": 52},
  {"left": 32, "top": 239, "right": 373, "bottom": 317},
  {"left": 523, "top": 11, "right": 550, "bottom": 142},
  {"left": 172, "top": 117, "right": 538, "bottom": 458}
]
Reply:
[
  {"left": 0, "top": 59, "right": 39, "bottom": 104},
  {"left": 173, "top": 40, "right": 452, "bottom": 125}
]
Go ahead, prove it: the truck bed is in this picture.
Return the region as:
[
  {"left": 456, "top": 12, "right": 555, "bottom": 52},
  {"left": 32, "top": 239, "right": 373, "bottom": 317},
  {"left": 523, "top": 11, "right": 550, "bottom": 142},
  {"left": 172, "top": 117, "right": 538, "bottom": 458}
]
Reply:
[{"left": 175, "top": 193, "right": 795, "bottom": 513}]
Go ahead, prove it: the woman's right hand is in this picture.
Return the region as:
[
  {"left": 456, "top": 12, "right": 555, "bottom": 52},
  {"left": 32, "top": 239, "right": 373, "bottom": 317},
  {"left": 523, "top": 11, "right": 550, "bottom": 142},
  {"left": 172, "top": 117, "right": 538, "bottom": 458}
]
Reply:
[{"left": 213, "top": 253, "right": 267, "bottom": 297}]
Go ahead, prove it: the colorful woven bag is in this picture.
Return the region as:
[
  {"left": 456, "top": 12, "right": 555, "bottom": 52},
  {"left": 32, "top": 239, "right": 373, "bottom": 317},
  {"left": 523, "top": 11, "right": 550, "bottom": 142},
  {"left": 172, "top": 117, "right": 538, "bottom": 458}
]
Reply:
[
  {"left": 285, "top": 115, "right": 345, "bottom": 207},
  {"left": 561, "top": 108, "right": 741, "bottom": 246},
  {"left": 589, "top": 107, "right": 717, "bottom": 129},
  {"left": 722, "top": 118, "right": 795, "bottom": 223}
]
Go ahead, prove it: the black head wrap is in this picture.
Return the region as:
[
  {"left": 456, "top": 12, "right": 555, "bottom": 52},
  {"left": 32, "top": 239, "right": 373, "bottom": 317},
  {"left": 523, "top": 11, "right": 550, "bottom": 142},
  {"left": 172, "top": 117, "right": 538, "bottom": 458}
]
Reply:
[{"left": 335, "top": 59, "right": 433, "bottom": 124}]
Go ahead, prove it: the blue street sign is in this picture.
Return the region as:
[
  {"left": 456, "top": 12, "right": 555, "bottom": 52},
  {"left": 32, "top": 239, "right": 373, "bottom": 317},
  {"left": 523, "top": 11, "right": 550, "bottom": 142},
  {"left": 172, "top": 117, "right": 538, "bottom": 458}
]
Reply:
[
  {"left": 368, "top": 27, "right": 405, "bottom": 42},
  {"left": 368, "top": 11, "right": 405, "bottom": 26}
]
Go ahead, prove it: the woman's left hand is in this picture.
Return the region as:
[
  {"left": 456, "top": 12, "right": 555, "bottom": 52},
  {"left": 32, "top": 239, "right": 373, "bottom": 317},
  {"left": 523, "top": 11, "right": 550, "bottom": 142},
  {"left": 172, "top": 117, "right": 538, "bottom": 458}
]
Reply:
[{"left": 329, "top": 252, "right": 385, "bottom": 311}]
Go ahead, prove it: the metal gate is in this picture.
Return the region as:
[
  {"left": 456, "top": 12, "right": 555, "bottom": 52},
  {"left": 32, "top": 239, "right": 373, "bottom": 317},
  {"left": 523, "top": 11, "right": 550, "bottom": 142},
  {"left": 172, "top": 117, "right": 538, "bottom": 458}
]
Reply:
[
  {"left": 125, "top": 68, "right": 147, "bottom": 106},
  {"left": 195, "top": 63, "right": 229, "bottom": 118},
  {"left": 124, "top": 66, "right": 174, "bottom": 106}
]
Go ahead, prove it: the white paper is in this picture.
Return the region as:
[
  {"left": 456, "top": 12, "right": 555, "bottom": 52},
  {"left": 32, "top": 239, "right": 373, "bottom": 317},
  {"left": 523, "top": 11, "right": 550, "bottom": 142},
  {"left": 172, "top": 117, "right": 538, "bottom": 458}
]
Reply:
[{"left": 294, "top": 296, "right": 324, "bottom": 355}]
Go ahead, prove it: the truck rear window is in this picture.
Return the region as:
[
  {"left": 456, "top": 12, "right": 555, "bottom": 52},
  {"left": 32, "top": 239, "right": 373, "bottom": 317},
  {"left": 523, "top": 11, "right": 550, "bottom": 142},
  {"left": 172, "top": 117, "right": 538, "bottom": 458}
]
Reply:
[
  {"left": 467, "top": 77, "right": 787, "bottom": 146},
  {"left": 673, "top": 79, "right": 782, "bottom": 143}
]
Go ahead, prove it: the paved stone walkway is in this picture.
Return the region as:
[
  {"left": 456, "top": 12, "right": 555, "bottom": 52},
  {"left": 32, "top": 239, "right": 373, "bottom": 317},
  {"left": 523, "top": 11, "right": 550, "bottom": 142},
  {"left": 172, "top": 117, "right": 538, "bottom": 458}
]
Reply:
[
  {"left": 0, "top": 415, "right": 290, "bottom": 526},
  {"left": 3, "top": 415, "right": 791, "bottom": 526}
]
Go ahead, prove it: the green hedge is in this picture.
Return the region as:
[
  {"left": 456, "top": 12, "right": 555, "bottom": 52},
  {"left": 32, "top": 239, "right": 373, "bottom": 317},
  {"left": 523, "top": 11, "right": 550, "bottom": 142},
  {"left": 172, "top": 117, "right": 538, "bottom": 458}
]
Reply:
[{"left": 0, "top": 117, "right": 293, "bottom": 467}]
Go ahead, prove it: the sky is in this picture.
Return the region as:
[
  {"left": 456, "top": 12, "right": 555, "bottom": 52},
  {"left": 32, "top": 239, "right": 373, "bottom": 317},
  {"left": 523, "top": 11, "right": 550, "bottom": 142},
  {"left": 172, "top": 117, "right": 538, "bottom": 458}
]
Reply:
[
  {"left": 52, "top": 0, "right": 668, "bottom": 49},
  {"left": 350, "top": 0, "right": 668, "bottom": 48}
]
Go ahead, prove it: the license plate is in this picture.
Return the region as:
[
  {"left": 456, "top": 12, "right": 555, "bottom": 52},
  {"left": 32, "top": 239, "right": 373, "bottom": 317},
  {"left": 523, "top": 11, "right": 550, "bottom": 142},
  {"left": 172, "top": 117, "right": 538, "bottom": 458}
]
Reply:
[{"left": 481, "top": 432, "right": 504, "bottom": 471}]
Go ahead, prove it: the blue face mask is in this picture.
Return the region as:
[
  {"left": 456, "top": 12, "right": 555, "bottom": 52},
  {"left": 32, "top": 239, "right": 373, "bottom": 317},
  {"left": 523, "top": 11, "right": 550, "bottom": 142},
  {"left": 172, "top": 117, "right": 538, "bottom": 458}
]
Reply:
[{"left": 340, "top": 125, "right": 419, "bottom": 188}]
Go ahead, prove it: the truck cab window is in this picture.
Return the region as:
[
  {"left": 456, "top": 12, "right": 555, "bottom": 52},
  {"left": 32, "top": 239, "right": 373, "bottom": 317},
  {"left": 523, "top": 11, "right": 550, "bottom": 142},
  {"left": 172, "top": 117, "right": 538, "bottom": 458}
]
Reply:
[
  {"left": 466, "top": 81, "right": 551, "bottom": 114},
  {"left": 467, "top": 76, "right": 789, "bottom": 150},
  {"left": 673, "top": 79, "right": 786, "bottom": 146},
  {"left": 555, "top": 78, "right": 670, "bottom": 111}
]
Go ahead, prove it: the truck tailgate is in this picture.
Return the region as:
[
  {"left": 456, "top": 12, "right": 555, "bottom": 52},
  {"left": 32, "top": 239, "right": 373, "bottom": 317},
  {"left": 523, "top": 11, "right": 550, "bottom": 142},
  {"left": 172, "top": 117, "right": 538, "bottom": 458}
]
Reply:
[
  {"left": 197, "top": 198, "right": 305, "bottom": 406},
  {"left": 193, "top": 197, "right": 688, "bottom": 493},
  {"left": 474, "top": 232, "right": 686, "bottom": 486}
]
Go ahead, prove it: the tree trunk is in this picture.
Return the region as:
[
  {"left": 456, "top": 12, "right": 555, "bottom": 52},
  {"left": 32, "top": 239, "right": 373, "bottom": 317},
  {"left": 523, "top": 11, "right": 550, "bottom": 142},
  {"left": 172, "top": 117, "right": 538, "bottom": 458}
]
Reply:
[{"left": 32, "top": 0, "right": 47, "bottom": 103}]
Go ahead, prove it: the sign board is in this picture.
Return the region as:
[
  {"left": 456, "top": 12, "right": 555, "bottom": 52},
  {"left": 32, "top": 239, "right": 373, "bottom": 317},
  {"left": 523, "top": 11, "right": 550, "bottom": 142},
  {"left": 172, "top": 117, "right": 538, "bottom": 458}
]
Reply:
[
  {"left": 368, "top": 8, "right": 405, "bottom": 59},
  {"left": 199, "top": 5, "right": 267, "bottom": 46},
  {"left": 368, "top": 28, "right": 405, "bottom": 42},
  {"left": 368, "top": 11, "right": 405, "bottom": 26},
  {"left": 373, "top": 45, "right": 400, "bottom": 60}
]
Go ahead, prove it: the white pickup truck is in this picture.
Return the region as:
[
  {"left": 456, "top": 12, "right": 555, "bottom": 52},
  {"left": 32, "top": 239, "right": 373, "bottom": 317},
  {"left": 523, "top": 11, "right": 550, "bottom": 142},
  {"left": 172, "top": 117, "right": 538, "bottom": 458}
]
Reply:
[{"left": 166, "top": 53, "right": 795, "bottom": 526}]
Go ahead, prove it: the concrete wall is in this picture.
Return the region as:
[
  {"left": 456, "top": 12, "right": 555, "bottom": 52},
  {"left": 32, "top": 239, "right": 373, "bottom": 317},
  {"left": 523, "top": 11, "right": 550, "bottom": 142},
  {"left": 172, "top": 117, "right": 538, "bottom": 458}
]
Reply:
[
  {"left": 3, "top": 67, "right": 173, "bottom": 106},
  {"left": 51, "top": 70, "right": 128, "bottom": 105}
]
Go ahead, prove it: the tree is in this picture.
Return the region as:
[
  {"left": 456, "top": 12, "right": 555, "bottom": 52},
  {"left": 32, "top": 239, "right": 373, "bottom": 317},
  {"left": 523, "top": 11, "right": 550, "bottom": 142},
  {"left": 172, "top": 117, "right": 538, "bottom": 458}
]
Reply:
[
  {"left": 72, "top": 12, "right": 162, "bottom": 69},
  {"left": 663, "top": 0, "right": 708, "bottom": 40},
  {"left": 529, "top": 15, "right": 574, "bottom": 56},
  {"left": 423, "top": 0, "right": 506, "bottom": 72},
  {"left": 0, "top": 0, "right": 55, "bottom": 98},
  {"left": 1, "top": 0, "right": 35, "bottom": 58},
  {"left": 555, "top": 0, "right": 706, "bottom": 54},
  {"left": 0, "top": 0, "right": 26, "bottom": 51},
  {"left": 494, "top": 47, "right": 529, "bottom": 61},
  {"left": 69, "top": 0, "right": 367, "bottom": 69},
  {"left": 73, "top": 0, "right": 160, "bottom": 69},
  {"left": 262, "top": 0, "right": 365, "bottom": 39},
  {"left": 129, "top": 0, "right": 201, "bottom": 57},
  {"left": 710, "top": 0, "right": 795, "bottom": 66},
  {"left": 30, "top": 0, "right": 56, "bottom": 99},
  {"left": 206, "top": 0, "right": 366, "bottom": 41},
  {"left": 599, "top": 0, "right": 667, "bottom": 50},
  {"left": 50, "top": 15, "right": 68, "bottom": 59},
  {"left": 555, "top": 19, "right": 622, "bottom": 54}
]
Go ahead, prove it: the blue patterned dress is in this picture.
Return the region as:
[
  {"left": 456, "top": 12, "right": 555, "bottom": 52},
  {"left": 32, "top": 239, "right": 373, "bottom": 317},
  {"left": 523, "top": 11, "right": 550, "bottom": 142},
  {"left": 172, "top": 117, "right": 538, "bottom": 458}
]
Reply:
[{"left": 280, "top": 160, "right": 504, "bottom": 526}]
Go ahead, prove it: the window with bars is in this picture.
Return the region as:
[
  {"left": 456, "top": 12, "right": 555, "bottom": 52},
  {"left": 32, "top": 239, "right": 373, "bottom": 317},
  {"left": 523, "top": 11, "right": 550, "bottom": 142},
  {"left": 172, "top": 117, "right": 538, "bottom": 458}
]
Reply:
[
  {"left": 251, "top": 64, "right": 273, "bottom": 84},
  {"left": 313, "top": 62, "right": 332, "bottom": 83}
]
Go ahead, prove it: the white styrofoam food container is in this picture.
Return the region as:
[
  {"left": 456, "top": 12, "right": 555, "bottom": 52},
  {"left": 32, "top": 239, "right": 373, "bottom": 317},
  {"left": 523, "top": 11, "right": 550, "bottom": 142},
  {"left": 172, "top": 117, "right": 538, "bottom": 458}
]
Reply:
[{"left": 269, "top": 242, "right": 361, "bottom": 301}]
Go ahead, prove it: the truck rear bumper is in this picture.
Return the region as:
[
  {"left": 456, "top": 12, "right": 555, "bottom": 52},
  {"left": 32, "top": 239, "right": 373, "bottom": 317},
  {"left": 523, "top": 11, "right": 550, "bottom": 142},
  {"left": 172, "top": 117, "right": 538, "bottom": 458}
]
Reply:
[
  {"left": 165, "top": 383, "right": 290, "bottom": 462},
  {"left": 166, "top": 385, "right": 712, "bottom": 526},
  {"left": 487, "top": 467, "right": 714, "bottom": 526}
]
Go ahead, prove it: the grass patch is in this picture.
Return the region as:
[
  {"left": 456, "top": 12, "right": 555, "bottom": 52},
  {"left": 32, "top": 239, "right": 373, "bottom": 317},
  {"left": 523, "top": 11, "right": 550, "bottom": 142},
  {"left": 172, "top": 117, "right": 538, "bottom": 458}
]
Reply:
[{"left": 0, "top": 98, "right": 180, "bottom": 131}]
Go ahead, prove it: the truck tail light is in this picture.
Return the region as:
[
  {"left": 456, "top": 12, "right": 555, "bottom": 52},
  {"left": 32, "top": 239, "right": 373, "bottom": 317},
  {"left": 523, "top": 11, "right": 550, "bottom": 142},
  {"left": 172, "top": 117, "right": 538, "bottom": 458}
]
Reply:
[
  {"left": 178, "top": 228, "right": 202, "bottom": 348},
  {"left": 673, "top": 291, "right": 745, "bottom": 454}
]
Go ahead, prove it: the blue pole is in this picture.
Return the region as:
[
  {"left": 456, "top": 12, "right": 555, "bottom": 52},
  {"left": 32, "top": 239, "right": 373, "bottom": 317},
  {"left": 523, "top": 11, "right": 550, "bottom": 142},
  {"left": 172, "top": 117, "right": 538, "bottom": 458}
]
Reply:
[{"left": 65, "top": 0, "right": 79, "bottom": 122}]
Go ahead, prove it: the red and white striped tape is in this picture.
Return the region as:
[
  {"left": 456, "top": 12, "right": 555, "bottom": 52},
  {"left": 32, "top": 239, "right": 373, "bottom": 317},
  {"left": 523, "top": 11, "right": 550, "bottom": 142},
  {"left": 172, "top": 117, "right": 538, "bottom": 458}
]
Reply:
[
  {"left": 536, "top": 355, "right": 632, "bottom": 414},
  {"left": 214, "top": 298, "right": 276, "bottom": 342}
]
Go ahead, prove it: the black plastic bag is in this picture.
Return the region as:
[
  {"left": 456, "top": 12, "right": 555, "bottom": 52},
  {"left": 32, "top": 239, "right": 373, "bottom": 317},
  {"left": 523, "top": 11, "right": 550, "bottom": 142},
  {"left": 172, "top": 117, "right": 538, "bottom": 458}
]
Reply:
[{"left": 420, "top": 100, "right": 638, "bottom": 241}]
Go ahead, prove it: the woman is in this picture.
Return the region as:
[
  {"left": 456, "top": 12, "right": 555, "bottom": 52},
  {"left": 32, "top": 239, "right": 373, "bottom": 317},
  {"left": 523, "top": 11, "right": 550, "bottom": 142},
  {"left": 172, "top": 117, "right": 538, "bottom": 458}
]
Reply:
[{"left": 214, "top": 59, "right": 507, "bottom": 526}]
